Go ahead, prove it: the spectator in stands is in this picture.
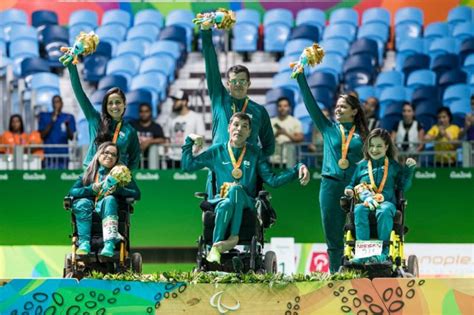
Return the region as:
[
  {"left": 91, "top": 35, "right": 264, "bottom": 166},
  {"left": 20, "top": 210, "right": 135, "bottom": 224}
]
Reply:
[
  {"left": 363, "top": 97, "right": 380, "bottom": 131},
  {"left": 425, "top": 107, "right": 461, "bottom": 166},
  {"left": 461, "top": 96, "right": 474, "bottom": 141},
  {"left": 38, "top": 96, "right": 76, "bottom": 169},
  {"left": 65, "top": 61, "right": 140, "bottom": 170},
  {"left": 1, "top": 114, "right": 44, "bottom": 157},
  {"left": 309, "top": 108, "right": 331, "bottom": 153},
  {"left": 166, "top": 90, "right": 205, "bottom": 169},
  {"left": 131, "top": 103, "right": 166, "bottom": 168},
  {"left": 270, "top": 97, "right": 304, "bottom": 167},
  {"left": 391, "top": 103, "right": 424, "bottom": 154}
]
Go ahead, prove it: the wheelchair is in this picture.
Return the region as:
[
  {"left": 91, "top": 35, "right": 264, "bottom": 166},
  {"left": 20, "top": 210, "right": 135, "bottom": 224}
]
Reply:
[
  {"left": 194, "top": 177, "right": 278, "bottom": 274},
  {"left": 339, "top": 190, "right": 419, "bottom": 278},
  {"left": 62, "top": 195, "right": 142, "bottom": 279}
]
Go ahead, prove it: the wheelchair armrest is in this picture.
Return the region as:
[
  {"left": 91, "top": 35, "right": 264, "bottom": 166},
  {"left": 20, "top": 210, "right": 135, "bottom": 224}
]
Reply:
[
  {"left": 258, "top": 190, "right": 271, "bottom": 199},
  {"left": 125, "top": 197, "right": 135, "bottom": 205},
  {"left": 194, "top": 192, "right": 208, "bottom": 200},
  {"left": 63, "top": 196, "right": 73, "bottom": 210},
  {"left": 340, "top": 195, "right": 353, "bottom": 213}
]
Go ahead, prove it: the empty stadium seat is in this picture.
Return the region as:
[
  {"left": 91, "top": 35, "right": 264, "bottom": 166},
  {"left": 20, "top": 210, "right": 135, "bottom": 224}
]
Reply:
[
  {"left": 415, "top": 101, "right": 439, "bottom": 131},
  {"left": 235, "top": 9, "right": 260, "bottom": 28},
  {"left": 32, "top": 10, "right": 58, "bottom": 31},
  {"left": 69, "top": 10, "right": 98, "bottom": 29},
  {"left": 289, "top": 25, "right": 319, "bottom": 42},
  {"left": 97, "top": 74, "right": 128, "bottom": 93},
  {"left": 9, "top": 39, "right": 40, "bottom": 77},
  {"left": 463, "top": 54, "right": 474, "bottom": 74},
  {"left": 343, "top": 54, "right": 375, "bottom": 91},
  {"left": 380, "top": 102, "right": 404, "bottom": 130},
  {"left": 460, "top": 38, "right": 474, "bottom": 63},
  {"left": 165, "top": 10, "right": 195, "bottom": 52},
  {"left": 428, "top": 37, "right": 459, "bottom": 61},
  {"left": 232, "top": 23, "right": 258, "bottom": 53},
  {"left": 264, "top": 24, "right": 291, "bottom": 53},
  {"left": 443, "top": 84, "right": 471, "bottom": 107},
  {"left": 310, "top": 86, "right": 333, "bottom": 109},
  {"left": 125, "top": 89, "right": 154, "bottom": 120},
  {"left": 402, "top": 53, "right": 430, "bottom": 78},
  {"left": 438, "top": 69, "right": 467, "bottom": 92},
  {"left": 148, "top": 40, "right": 182, "bottom": 62},
  {"left": 320, "top": 39, "right": 350, "bottom": 59},
  {"left": 139, "top": 55, "right": 176, "bottom": 83},
  {"left": 126, "top": 24, "right": 160, "bottom": 44},
  {"left": 106, "top": 55, "right": 140, "bottom": 87},
  {"left": 379, "top": 86, "right": 409, "bottom": 116},
  {"left": 411, "top": 86, "right": 440, "bottom": 107},
  {"left": 134, "top": 9, "right": 164, "bottom": 29},
  {"left": 452, "top": 21, "right": 474, "bottom": 43},
  {"left": 9, "top": 25, "right": 38, "bottom": 42},
  {"left": 90, "top": 89, "right": 107, "bottom": 108},
  {"left": 375, "top": 70, "right": 404, "bottom": 96},
  {"left": 296, "top": 8, "right": 325, "bottom": 34},
  {"left": 323, "top": 24, "right": 356, "bottom": 43},
  {"left": 102, "top": 9, "right": 132, "bottom": 30},
  {"left": 349, "top": 38, "right": 379, "bottom": 66},
  {"left": 308, "top": 71, "right": 338, "bottom": 93},
  {"left": 264, "top": 103, "right": 278, "bottom": 117},
  {"left": 20, "top": 57, "right": 50, "bottom": 79},
  {"left": 329, "top": 8, "right": 358, "bottom": 27},
  {"left": 311, "top": 54, "right": 344, "bottom": 83},
  {"left": 406, "top": 69, "right": 436, "bottom": 90},
  {"left": 431, "top": 53, "right": 461, "bottom": 77},
  {"left": 355, "top": 85, "right": 376, "bottom": 102},
  {"left": 130, "top": 72, "right": 168, "bottom": 111},
  {"left": 394, "top": 7, "right": 424, "bottom": 48},
  {"left": 265, "top": 87, "right": 296, "bottom": 109},
  {"left": 159, "top": 25, "right": 187, "bottom": 56},
  {"left": 424, "top": 22, "right": 449, "bottom": 41},
  {"left": 362, "top": 7, "right": 390, "bottom": 27},
  {"left": 1, "top": 9, "right": 28, "bottom": 41},
  {"left": 447, "top": 6, "right": 473, "bottom": 30},
  {"left": 95, "top": 24, "right": 127, "bottom": 56},
  {"left": 116, "top": 40, "right": 147, "bottom": 61},
  {"left": 284, "top": 39, "right": 313, "bottom": 58},
  {"left": 31, "top": 72, "right": 60, "bottom": 109},
  {"left": 272, "top": 72, "right": 300, "bottom": 102}
]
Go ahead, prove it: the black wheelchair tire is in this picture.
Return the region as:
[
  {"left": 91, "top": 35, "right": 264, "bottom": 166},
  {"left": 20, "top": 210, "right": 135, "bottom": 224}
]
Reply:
[
  {"left": 264, "top": 251, "right": 277, "bottom": 274},
  {"left": 407, "top": 255, "right": 419, "bottom": 277},
  {"left": 131, "top": 252, "right": 142, "bottom": 273}
]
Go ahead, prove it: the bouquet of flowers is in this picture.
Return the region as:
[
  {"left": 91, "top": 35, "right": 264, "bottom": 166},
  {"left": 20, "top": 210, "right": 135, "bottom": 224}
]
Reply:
[
  {"left": 59, "top": 31, "right": 99, "bottom": 66},
  {"left": 353, "top": 182, "right": 384, "bottom": 210},
  {"left": 192, "top": 9, "right": 236, "bottom": 30},
  {"left": 97, "top": 165, "right": 132, "bottom": 200},
  {"left": 290, "top": 43, "right": 325, "bottom": 78}
]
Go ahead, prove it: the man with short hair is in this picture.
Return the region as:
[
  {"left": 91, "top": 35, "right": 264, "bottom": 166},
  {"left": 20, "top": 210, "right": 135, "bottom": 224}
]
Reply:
[
  {"left": 38, "top": 95, "right": 76, "bottom": 169},
  {"left": 130, "top": 103, "right": 166, "bottom": 168},
  {"left": 182, "top": 112, "right": 309, "bottom": 264},
  {"left": 166, "top": 89, "right": 205, "bottom": 169},
  {"left": 364, "top": 97, "right": 380, "bottom": 131},
  {"left": 270, "top": 97, "right": 304, "bottom": 167}
]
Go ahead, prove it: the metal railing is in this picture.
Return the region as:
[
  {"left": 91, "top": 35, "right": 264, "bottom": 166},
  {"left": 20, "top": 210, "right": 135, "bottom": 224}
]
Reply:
[{"left": 0, "top": 140, "right": 473, "bottom": 170}]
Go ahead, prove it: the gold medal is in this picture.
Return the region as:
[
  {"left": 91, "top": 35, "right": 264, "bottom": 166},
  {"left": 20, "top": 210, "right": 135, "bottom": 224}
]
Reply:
[
  {"left": 231, "top": 168, "right": 242, "bottom": 179},
  {"left": 338, "top": 158, "right": 349, "bottom": 169},
  {"left": 374, "top": 193, "right": 385, "bottom": 203}
]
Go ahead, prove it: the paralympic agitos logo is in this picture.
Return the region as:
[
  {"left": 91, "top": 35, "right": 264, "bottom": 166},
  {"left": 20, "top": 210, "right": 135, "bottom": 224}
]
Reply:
[{"left": 209, "top": 290, "right": 240, "bottom": 313}]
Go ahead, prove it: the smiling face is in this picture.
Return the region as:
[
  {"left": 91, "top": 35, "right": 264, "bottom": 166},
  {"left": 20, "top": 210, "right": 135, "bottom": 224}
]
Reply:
[
  {"left": 227, "top": 71, "right": 250, "bottom": 100},
  {"left": 368, "top": 136, "right": 388, "bottom": 160},
  {"left": 334, "top": 97, "right": 357, "bottom": 123},
  {"left": 98, "top": 145, "right": 118, "bottom": 169},
  {"left": 437, "top": 110, "right": 450, "bottom": 127},
  {"left": 107, "top": 93, "right": 125, "bottom": 120},
  {"left": 402, "top": 104, "right": 414, "bottom": 123},
  {"left": 228, "top": 116, "right": 251, "bottom": 147}
]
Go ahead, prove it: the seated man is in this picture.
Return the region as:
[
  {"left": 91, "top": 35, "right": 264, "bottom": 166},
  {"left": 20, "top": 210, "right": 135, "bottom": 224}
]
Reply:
[{"left": 182, "top": 112, "right": 310, "bottom": 263}]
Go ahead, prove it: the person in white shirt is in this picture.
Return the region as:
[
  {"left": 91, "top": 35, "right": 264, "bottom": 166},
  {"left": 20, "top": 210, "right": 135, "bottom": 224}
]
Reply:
[
  {"left": 166, "top": 89, "right": 205, "bottom": 168},
  {"left": 391, "top": 102, "right": 424, "bottom": 154},
  {"left": 269, "top": 97, "right": 304, "bottom": 167}
]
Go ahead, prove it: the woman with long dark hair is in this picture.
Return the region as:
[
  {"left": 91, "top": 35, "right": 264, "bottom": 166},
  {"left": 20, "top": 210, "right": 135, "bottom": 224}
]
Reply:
[
  {"left": 344, "top": 128, "right": 416, "bottom": 263},
  {"left": 69, "top": 141, "right": 140, "bottom": 256},
  {"left": 66, "top": 64, "right": 140, "bottom": 170},
  {"left": 296, "top": 70, "right": 368, "bottom": 273}
]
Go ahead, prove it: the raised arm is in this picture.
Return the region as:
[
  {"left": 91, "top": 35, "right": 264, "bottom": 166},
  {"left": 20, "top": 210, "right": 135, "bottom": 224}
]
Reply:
[
  {"left": 296, "top": 73, "right": 332, "bottom": 132},
  {"left": 181, "top": 136, "right": 214, "bottom": 172},
  {"left": 259, "top": 107, "right": 276, "bottom": 157},
  {"left": 67, "top": 64, "right": 100, "bottom": 121},
  {"left": 201, "top": 29, "right": 226, "bottom": 101}
]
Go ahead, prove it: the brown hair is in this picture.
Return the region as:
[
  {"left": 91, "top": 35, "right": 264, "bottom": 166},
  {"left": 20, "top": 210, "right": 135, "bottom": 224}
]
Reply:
[
  {"left": 340, "top": 94, "right": 369, "bottom": 140},
  {"left": 362, "top": 128, "right": 398, "bottom": 160},
  {"left": 95, "top": 87, "right": 127, "bottom": 145},
  {"left": 229, "top": 112, "right": 251, "bottom": 128},
  {"left": 82, "top": 141, "right": 119, "bottom": 185}
]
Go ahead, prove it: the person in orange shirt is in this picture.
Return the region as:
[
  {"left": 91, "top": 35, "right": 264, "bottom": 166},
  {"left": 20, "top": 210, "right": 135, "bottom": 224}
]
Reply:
[
  {"left": 1, "top": 115, "right": 29, "bottom": 153},
  {"left": 425, "top": 107, "right": 461, "bottom": 166}
]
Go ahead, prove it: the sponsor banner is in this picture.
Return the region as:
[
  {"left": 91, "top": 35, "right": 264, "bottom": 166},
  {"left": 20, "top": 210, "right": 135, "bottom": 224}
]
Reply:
[
  {"left": 135, "top": 172, "right": 160, "bottom": 181},
  {"left": 173, "top": 172, "right": 197, "bottom": 181},
  {"left": 60, "top": 172, "right": 82, "bottom": 181},
  {"left": 0, "top": 173, "right": 8, "bottom": 180}
]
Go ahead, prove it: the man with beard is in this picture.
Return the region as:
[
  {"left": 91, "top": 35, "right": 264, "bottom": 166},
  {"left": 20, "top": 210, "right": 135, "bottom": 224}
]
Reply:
[
  {"left": 130, "top": 103, "right": 166, "bottom": 168},
  {"left": 166, "top": 90, "right": 205, "bottom": 169}
]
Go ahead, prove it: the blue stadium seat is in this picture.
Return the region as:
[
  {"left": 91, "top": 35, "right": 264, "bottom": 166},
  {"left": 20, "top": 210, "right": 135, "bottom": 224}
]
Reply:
[
  {"left": 379, "top": 86, "right": 409, "bottom": 117},
  {"left": 116, "top": 40, "right": 147, "bottom": 61},
  {"left": 395, "top": 7, "right": 423, "bottom": 26},
  {"left": 411, "top": 86, "right": 440, "bottom": 107},
  {"left": 402, "top": 53, "right": 430, "bottom": 79},
  {"left": 296, "top": 8, "right": 325, "bottom": 34},
  {"left": 395, "top": 38, "right": 425, "bottom": 71},
  {"left": 452, "top": 22, "right": 474, "bottom": 43},
  {"left": 447, "top": 6, "right": 473, "bottom": 31},
  {"left": 323, "top": 24, "right": 356, "bottom": 43},
  {"left": 349, "top": 38, "right": 379, "bottom": 66},
  {"left": 235, "top": 9, "right": 260, "bottom": 28},
  {"left": 40, "top": 25, "right": 69, "bottom": 67},
  {"left": 362, "top": 7, "right": 390, "bottom": 27},
  {"left": 197, "top": 28, "right": 226, "bottom": 51},
  {"left": 289, "top": 25, "right": 319, "bottom": 42},
  {"left": 428, "top": 37, "right": 459, "bottom": 61},
  {"left": 355, "top": 85, "right": 376, "bottom": 102},
  {"left": 9, "top": 25, "right": 38, "bottom": 42},
  {"left": 272, "top": 72, "right": 300, "bottom": 102},
  {"left": 310, "top": 86, "right": 333, "bottom": 109},
  {"left": 148, "top": 40, "right": 182, "bottom": 61},
  {"left": 20, "top": 57, "right": 50, "bottom": 79},
  {"left": 232, "top": 23, "right": 258, "bottom": 53},
  {"left": 0, "top": 40, "right": 6, "bottom": 58},
  {"left": 69, "top": 10, "right": 98, "bottom": 29},
  {"left": 343, "top": 54, "right": 375, "bottom": 91},
  {"left": 375, "top": 70, "right": 404, "bottom": 97},
  {"left": 380, "top": 102, "right": 403, "bottom": 130},
  {"left": 139, "top": 55, "right": 176, "bottom": 83},
  {"left": 311, "top": 53, "right": 344, "bottom": 83},
  {"left": 165, "top": 10, "right": 195, "bottom": 52},
  {"left": 0, "top": 9, "right": 28, "bottom": 41},
  {"left": 264, "top": 24, "right": 291, "bottom": 53},
  {"left": 106, "top": 56, "right": 140, "bottom": 87},
  {"left": 102, "top": 9, "right": 132, "bottom": 30},
  {"left": 159, "top": 25, "right": 187, "bottom": 56},
  {"left": 443, "top": 84, "right": 471, "bottom": 107},
  {"left": 83, "top": 50, "right": 110, "bottom": 83},
  {"left": 264, "top": 103, "right": 278, "bottom": 117},
  {"left": 395, "top": 23, "right": 423, "bottom": 48},
  {"left": 357, "top": 22, "right": 389, "bottom": 43},
  {"left": 77, "top": 118, "right": 90, "bottom": 146},
  {"left": 293, "top": 102, "right": 311, "bottom": 120},
  {"left": 438, "top": 69, "right": 467, "bottom": 92},
  {"left": 90, "top": 89, "right": 107, "bottom": 108},
  {"left": 95, "top": 24, "right": 127, "bottom": 56},
  {"left": 284, "top": 39, "right": 313, "bottom": 57},
  {"left": 320, "top": 39, "right": 350, "bottom": 59},
  {"left": 68, "top": 24, "right": 94, "bottom": 46},
  {"left": 130, "top": 72, "right": 168, "bottom": 114},
  {"left": 329, "top": 8, "right": 358, "bottom": 27},
  {"left": 277, "top": 55, "right": 295, "bottom": 74},
  {"left": 97, "top": 74, "right": 128, "bottom": 93},
  {"left": 93, "top": 41, "right": 112, "bottom": 59},
  {"left": 463, "top": 54, "right": 474, "bottom": 74},
  {"left": 134, "top": 9, "right": 164, "bottom": 29},
  {"left": 126, "top": 89, "right": 153, "bottom": 107},
  {"left": 450, "top": 98, "right": 471, "bottom": 115},
  {"left": 308, "top": 71, "right": 338, "bottom": 92},
  {"left": 126, "top": 24, "right": 160, "bottom": 44},
  {"left": 32, "top": 10, "right": 58, "bottom": 31},
  {"left": 431, "top": 53, "right": 460, "bottom": 78},
  {"left": 31, "top": 72, "right": 60, "bottom": 108},
  {"left": 460, "top": 37, "right": 474, "bottom": 64},
  {"left": 406, "top": 69, "right": 436, "bottom": 91},
  {"left": 424, "top": 22, "right": 449, "bottom": 40},
  {"left": 9, "top": 39, "right": 40, "bottom": 77},
  {"left": 264, "top": 9, "right": 293, "bottom": 28},
  {"left": 265, "top": 87, "right": 295, "bottom": 109},
  {"left": 415, "top": 101, "right": 439, "bottom": 131}
]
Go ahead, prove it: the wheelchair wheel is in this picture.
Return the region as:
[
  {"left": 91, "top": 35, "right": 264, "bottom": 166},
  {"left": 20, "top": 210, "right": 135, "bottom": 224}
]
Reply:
[
  {"left": 264, "top": 251, "right": 277, "bottom": 274},
  {"left": 63, "top": 254, "right": 73, "bottom": 278},
  {"left": 131, "top": 253, "right": 142, "bottom": 273},
  {"left": 249, "top": 236, "right": 257, "bottom": 271},
  {"left": 407, "top": 255, "right": 419, "bottom": 277}
]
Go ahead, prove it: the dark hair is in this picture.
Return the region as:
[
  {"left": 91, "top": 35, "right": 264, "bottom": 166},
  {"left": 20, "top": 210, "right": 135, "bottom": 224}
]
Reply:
[
  {"left": 340, "top": 94, "right": 369, "bottom": 140},
  {"left": 139, "top": 103, "right": 152, "bottom": 111},
  {"left": 52, "top": 95, "right": 62, "bottom": 104},
  {"left": 82, "top": 141, "right": 120, "bottom": 185},
  {"left": 365, "top": 97, "right": 379, "bottom": 110},
  {"left": 437, "top": 106, "right": 452, "bottom": 123},
  {"left": 276, "top": 97, "right": 291, "bottom": 107},
  {"left": 9, "top": 114, "right": 24, "bottom": 133},
  {"left": 229, "top": 112, "right": 251, "bottom": 128},
  {"left": 226, "top": 65, "right": 250, "bottom": 81},
  {"left": 95, "top": 87, "right": 126, "bottom": 145},
  {"left": 363, "top": 128, "right": 398, "bottom": 160}
]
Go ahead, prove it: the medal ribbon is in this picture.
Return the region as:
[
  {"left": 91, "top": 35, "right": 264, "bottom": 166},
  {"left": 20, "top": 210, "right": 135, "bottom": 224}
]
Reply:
[
  {"left": 232, "top": 97, "right": 249, "bottom": 114},
  {"left": 112, "top": 121, "right": 122, "bottom": 143},
  {"left": 368, "top": 157, "right": 389, "bottom": 193},
  {"left": 338, "top": 124, "right": 356, "bottom": 161},
  {"left": 94, "top": 172, "right": 101, "bottom": 203},
  {"left": 227, "top": 141, "right": 246, "bottom": 172}
]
